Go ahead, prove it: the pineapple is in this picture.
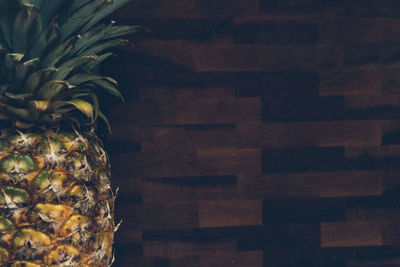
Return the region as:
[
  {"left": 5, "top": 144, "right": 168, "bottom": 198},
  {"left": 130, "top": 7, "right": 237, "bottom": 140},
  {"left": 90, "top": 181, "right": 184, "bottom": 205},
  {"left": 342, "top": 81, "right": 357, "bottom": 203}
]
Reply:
[{"left": 0, "top": 0, "right": 140, "bottom": 265}]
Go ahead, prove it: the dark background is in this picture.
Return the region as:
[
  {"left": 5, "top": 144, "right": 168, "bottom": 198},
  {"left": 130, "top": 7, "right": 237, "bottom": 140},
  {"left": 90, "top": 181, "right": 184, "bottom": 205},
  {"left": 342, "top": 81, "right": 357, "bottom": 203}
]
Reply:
[{"left": 102, "top": 0, "right": 400, "bottom": 266}]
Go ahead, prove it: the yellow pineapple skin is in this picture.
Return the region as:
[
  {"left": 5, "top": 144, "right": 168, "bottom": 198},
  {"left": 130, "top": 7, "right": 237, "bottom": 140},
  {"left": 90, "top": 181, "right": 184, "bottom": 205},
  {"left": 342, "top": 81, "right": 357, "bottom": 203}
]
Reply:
[{"left": 0, "top": 130, "right": 116, "bottom": 266}]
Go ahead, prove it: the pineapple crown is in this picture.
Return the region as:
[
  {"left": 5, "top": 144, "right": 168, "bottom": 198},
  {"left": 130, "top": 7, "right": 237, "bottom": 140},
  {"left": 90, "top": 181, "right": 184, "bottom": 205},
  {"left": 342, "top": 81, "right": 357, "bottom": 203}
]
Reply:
[{"left": 0, "top": 0, "right": 141, "bottom": 133}]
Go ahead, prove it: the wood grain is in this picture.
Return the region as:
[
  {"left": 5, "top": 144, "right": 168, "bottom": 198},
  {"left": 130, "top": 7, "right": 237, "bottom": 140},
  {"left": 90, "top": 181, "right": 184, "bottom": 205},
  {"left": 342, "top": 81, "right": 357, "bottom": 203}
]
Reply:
[{"left": 105, "top": 1, "right": 400, "bottom": 266}]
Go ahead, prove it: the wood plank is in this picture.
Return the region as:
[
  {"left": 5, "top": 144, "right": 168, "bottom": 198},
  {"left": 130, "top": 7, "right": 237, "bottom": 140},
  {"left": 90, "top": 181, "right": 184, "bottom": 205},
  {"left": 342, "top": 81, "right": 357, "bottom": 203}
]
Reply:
[
  {"left": 344, "top": 145, "right": 400, "bottom": 170},
  {"left": 262, "top": 95, "right": 345, "bottom": 121},
  {"left": 343, "top": 0, "right": 400, "bottom": 17},
  {"left": 195, "top": 0, "right": 259, "bottom": 18},
  {"left": 319, "top": 170, "right": 383, "bottom": 197},
  {"left": 107, "top": 123, "right": 141, "bottom": 144},
  {"left": 346, "top": 207, "right": 400, "bottom": 222},
  {"left": 238, "top": 173, "right": 320, "bottom": 199},
  {"left": 316, "top": 121, "right": 382, "bottom": 147},
  {"left": 234, "top": 20, "right": 318, "bottom": 45},
  {"left": 130, "top": 120, "right": 384, "bottom": 149},
  {"left": 347, "top": 258, "right": 400, "bottom": 267},
  {"left": 258, "top": 45, "right": 343, "bottom": 71},
  {"left": 237, "top": 121, "right": 381, "bottom": 148},
  {"left": 263, "top": 198, "right": 345, "bottom": 223},
  {"left": 345, "top": 145, "right": 400, "bottom": 159},
  {"left": 321, "top": 222, "right": 383, "bottom": 247},
  {"left": 319, "top": 18, "right": 400, "bottom": 44},
  {"left": 194, "top": 45, "right": 261, "bottom": 72},
  {"left": 143, "top": 240, "right": 237, "bottom": 258},
  {"left": 139, "top": 119, "right": 382, "bottom": 151},
  {"left": 196, "top": 149, "right": 262, "bottom": 175},
  {"left": 198, "top": 200, "right": 262, "bottom": 227},
  {"left": 382, "top": 120, "right": 400, "bottom": 145},
  {"left": 112, "top": 149, "right": 261, "bottom": 178},
  {"left": 110, "top": 151, "right": 198, "bottom": 178},
  {"left": 381, "top": 68, "right": 400, "bottom": 95},
  {"left": 342, "top": 44, "right": 400, "bottom": 67},
  {"left": 199, "top": 251, "right": 263, "bottom": 267},
  {"left": 113, "top": 256, "right": 171, "bottom": 267},
  {"left": 262, "top": 147, "right": 346, "bottom": 173},
  {"left": 383, "top": 221, "right": 400, "bottom": 245},
  {"left": 141, "top": 201, "right": 198, "bottom": 230},
  {"left": 109, "top": 97, "right": 261, "bottom": 125},
  {"left": 139, "top": 86, "right": 235, "bottom": 99},
  {"left": 319, "top": 69, "right": 383, "bottom": 96},
  {"left": 113, "top": 0, "right": 258, "bottom": 19},
  {"left": 234, "top": 71, "right": 318, "bottom": 98},
  {"left": 238, "top": 171, "right": 384, "bottom": 199},
  {"left": 142, "top": 178, "right": 238, "bottom": 202},
  {"left": 114, "top": 203, "right": 142, "bottom": 244},
  {"left": 238, "top": 224, "right": 320, "bottom": 250},
  {"left": 115, "top": 228, "right": 143, "bottom": 244},
  {"left": 236, "top": 121, "right": 318, "bottom": 148},
  {"left": 345, "top": 95, "right": 400, "bottom": 109},
  {"left": 238, "top": 121, "right": 382, "bottom": 148},
  {"left": 260, "top": 0, "right": 324, "bottom": 14},
  {"left": 112, "top": 0, "right": 197, "bottom": 19},
  {"left": 123, "top": 41, "right": 195, "bottom": 70},
  {"left": 140, "top": 125, "right": 236, "bottom": 152}
]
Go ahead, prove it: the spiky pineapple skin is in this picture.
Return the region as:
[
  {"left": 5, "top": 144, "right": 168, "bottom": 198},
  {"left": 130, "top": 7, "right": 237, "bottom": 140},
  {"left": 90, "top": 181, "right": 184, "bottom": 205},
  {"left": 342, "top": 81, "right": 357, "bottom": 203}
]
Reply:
[{"left": 0, "top": 130, "right": 116, "bottom": 266}]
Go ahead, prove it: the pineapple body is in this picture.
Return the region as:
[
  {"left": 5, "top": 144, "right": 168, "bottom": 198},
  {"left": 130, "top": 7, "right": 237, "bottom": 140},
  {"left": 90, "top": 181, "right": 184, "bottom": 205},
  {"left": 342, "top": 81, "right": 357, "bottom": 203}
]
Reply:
[
  {"left": 0, "top": 130, "right": 116, "bottom": 266},
  {"left": 0, "top": 0, "right": 141, "bottom": 264}
]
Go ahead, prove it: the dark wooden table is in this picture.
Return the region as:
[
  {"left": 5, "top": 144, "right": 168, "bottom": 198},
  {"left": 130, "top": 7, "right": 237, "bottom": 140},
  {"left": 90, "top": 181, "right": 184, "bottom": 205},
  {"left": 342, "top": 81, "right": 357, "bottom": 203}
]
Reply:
[{"left": 103, "top": 1, "right": 400, "bottom": 266}]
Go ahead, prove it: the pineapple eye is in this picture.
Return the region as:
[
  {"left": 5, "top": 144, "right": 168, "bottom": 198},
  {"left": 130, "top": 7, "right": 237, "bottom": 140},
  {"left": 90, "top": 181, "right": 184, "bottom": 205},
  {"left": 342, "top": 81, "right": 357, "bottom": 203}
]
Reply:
[
  {"left": 0, "top": 140, "right": 9, "bottom": 152},
  {"left": 60, "top": 215, "right": 91, "bottom": 235},
  {"left": 38, "top": 138, "right": 65, "bottom": 154},
  {"left": 0, "top": 247, "right": 8, "bottom": 263},
  {"left": 32, "top": 171, "right": 68, "bottom": 192},
  {"left": 46, "top": 244, "right": 80, "bottom": 265},
  {"left": 0, "top": 216, "right": 15, "bottom": 231},
  {"left": 66, "top": 152, "right": 82, "bottom": 171},
  {"left": 0, "top": 154, "right": 36, "bottom": 173},
  {"left": 12, "top": 228, "right": 51, "bottom": 249},
  {"left": 32, "top": 171, "right": 51, "bottom": 191},
  {"left": 34, "top": 203, "right": 73, "bottom": 224},
  {"left": 11, "top": 261, "right": 41, "bottom": 267},
  {"left": 0, "top": 187, "right": 30, "bottom": 207},
  {"left": 69, "top": 185, "right": 84, "bottom": 198}
]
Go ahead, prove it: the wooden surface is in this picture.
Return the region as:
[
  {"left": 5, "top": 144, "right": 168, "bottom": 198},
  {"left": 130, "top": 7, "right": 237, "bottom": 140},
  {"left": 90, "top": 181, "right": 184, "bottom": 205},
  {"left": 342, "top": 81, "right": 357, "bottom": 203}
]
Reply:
[{"left": 102, "top": 1, "right": 400, "bottom": 266}]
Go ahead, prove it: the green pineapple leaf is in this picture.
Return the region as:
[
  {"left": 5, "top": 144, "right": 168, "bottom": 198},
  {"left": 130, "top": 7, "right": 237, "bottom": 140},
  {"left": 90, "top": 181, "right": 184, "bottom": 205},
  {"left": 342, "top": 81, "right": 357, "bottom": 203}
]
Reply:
[
  {"left": 0, "top": 0, "right": 21, "bottom": 48},
  {"left": 14, "top": 58, "right": 40, "bottom": 88},
  {"left": 80, "top": 39, "right": 130, "bottom": 57},
  {"left": 68, "top": 73, "right": 111, "bottom": 86},
  {"left": 59, "top": 0, "right": 111, "bottom": 41},
  {"left": 98, "top": 109, "right": 111, "bottom": 133},
  {"left": 72, "top": 90, "right": 99, "bottom": 120},
  {"left": 67, "top": 21, "right": 114, "bottom": 57},
  {"left": 102, "top": 25, "right": 147, "bottom": 40},
  {"left": 68, "top": 0, "right": 94, "bottom": 18},
  {"left": 0, "top": 0, "right": 140, "bottom": 132},
  {"left": 37, "top": 80, "right": 74, "bottom": 100},
  {"left": 81, "top": 0, "right": 132, "bottom": 34},
  {"left": 41, "top": 35, "right": 80, "bottom": 68},
  {"left": 66, "top": 99, "right": 93, "bottom": 119},
  {"left": 85, "top": 52, "right": 114, "bottom": 69},
  {"left": 12, "top": 4, "right": 42, "bottom": 53},
  {"left": 51, "top": 55, "right": 97, "bottom": 81},
  {"left": 25, "top": 67, "right": 58, "bottom": 93},
  {"left": 38, "top": 0, "right": 68, "bottom": 26},
  {"left": 91, "top": 79, "right": 124, "bottom": 101},
  {"left": 27, "top": 17, "right": 60, "bottom": 59}
]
